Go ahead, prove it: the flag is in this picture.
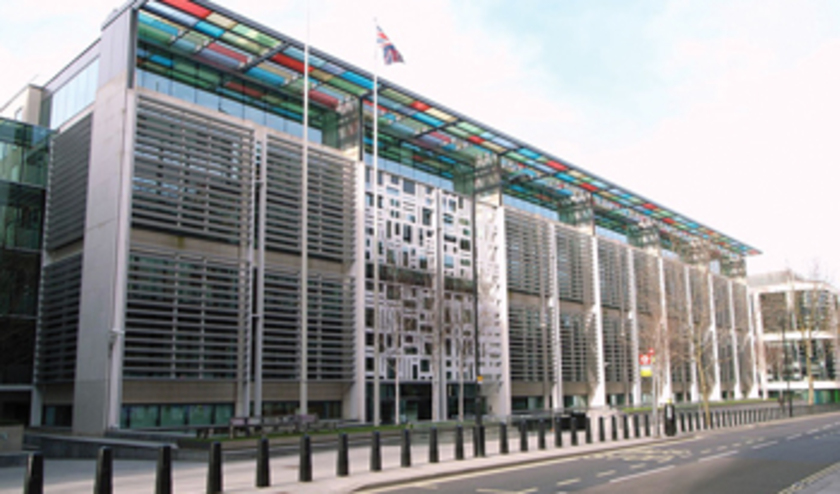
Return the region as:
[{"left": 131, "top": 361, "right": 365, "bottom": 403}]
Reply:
[{"left": 377, "top": 25, "right": 404, "bottom": 65}]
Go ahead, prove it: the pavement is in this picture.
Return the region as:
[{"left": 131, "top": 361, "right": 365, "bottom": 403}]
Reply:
[{"left": 3, "top": 409, "right": 840, "bottom": 493}]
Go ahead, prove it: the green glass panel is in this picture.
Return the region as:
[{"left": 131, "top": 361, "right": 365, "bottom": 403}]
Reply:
[
  {"left": 325, "top": 77, "right": 366, "bottom": 97},
  {"left": 221, "top": 32, "right": 265, "bottom": 56},
  {"left": 231, "top": 24, "right": 280, "bottom": 48},
  {"left": 137, "top": 24, "right": 175, "bottom": 46}
]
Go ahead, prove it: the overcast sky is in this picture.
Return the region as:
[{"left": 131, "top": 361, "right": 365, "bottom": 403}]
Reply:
[{"left": 2, "top": 0, "right": 839, "bottom": 280}]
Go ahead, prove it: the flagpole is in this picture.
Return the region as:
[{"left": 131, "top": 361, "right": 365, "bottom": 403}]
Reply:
[
  {"left": 372, "top": 17, "right": 381, "bottom": 427},
  {"left": 300, "top": 0, "right": 310, "bottom": 418}
]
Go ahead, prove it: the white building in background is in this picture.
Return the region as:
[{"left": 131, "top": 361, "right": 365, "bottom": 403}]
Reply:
[{"left": 750, "top": 271, "right": 840, "bottom": 404}]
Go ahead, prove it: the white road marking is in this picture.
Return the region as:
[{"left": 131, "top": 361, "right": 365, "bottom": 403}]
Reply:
[
  {"left": 699, "top": 450, "right": 738, "bottom": 462},
  {"left": 716, "top": 446, "right": 728, "bottom": 451},
  {"left": 751, "top": 441, "right": 778, "bottom": 450},
  {"left": 701, "top": 448, "right": 712, "bottom": 454},
  {"left": 787, "top": 434, "right": 802, "bottom": 440},
  {"left": 597, "top": 470, "right": 616, "bottom": 477},
  {"left": 555, "top": 479, "right": 580, "bottom": 487},
  {"left": 629, "top": 463, "right": 647, "bottom": 469},
  {"left": 476, "top": 488, "right": 537, "bottom": 494},
  {"left": 808, "top": 429, "right": 820, "bottom": 434},
  {"left": 610, "top": 465, "right": 675, "bottom": 483}
]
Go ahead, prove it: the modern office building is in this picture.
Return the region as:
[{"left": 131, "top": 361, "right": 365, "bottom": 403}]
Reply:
[
  {"left": 0, "top": 0, "right": 762, "bottom": 434},
  {"left": 0, "top": 115, "right": 49, "bottom": 424},
  {"left": 750, "top": 271, "right": 840, "bottom": 404}
]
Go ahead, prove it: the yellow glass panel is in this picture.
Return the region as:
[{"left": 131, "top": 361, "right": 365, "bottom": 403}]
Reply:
[
  {"left": 207, "top": 13, "right": 237, "bottom": 29},
  {"left": 426, "top": 108, "right": 456, "bottom": 122}
]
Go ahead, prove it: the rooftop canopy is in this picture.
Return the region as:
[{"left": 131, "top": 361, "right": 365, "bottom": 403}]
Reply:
[{"left": 132, "top": 0, "right": 760, "bottom": 258}]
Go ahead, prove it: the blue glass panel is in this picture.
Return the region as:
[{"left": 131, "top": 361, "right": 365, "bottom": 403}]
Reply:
[
  {"left": 339, "top": 71, "right": 373, "bottom": 90},
  {"left": 194, "top": 20, "right": 224, "bottom": 38},
  {"left": 149, "top": 54, "right": 174, "bottom": 67},
  {"left": 518, "top": 148, "right": 540, "bottom": 160},
  {"left": 411, "top": 112, "right": 443, "bottom": 128},
  {"left": 246, "top": 67, "right": 285, "bottom": 85},
  {"left": 320, "top": 62, "right": 344, "bottom": 75},
  {"left": 197, "top": 48, "right": 240, "bottom": 69}
]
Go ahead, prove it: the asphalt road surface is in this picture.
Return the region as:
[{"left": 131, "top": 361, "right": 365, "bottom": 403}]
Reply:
[{"left": 360, "top": 412, "right": 840, "bottom": 494}]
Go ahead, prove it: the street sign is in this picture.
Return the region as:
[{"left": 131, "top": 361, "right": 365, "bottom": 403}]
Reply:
[{"left": 640, "top": 354, "right": 651, "bottom": 366}]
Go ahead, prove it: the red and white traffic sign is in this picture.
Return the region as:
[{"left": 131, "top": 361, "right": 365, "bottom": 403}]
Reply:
[{"left": 640, "top": 354, "right": 651, "bottom": 366}]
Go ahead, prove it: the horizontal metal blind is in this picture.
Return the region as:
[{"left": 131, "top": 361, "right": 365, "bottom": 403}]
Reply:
[
  {"left": 602, "top": 313, "right": 632, "bottom": 383},
  {"left": 263, "top": 265, "right": 355, "bottom": 381},
  {"left": 508, "top": 305, "right": 548, "bottom": 382},
  {"left": 557, "top": 226, "right": 589, "bottom": 303},
  {"left": 133, "top": 97, "right": 254, "bottom": 245},
  {"left": 124, "top": 248, "right": 248, "bottom": 380},
  {"left": 504, "top": 211, "right": 550, "bottom": 296},
  {"left": 598, "top": 241, "right": 628, "bottom": 309},
  {"left": 46, "top": 114, "right": 91, "bottom": 250},
  {"left": 560, "top": 312, "right": 591, "bottom": 383},
  {"left": 265, "top": 136, "right": 355, "bottom": 262},
  {"left": 37, "top": 254, "right": 83, "bottom": 383}
]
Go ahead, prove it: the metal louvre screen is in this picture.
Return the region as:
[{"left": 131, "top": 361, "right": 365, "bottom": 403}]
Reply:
[
  {"left": 561, "top": 312, "right": 592, "bottom": 383},
  {"left": 557, "top": 225, "right": 590, "bottom": 303},
  {"left": 664, "top": 260, "right": 691, "bottom": 384},
  {"left": 132, "top": 97, "right": 254, "bottom": 245},
  {"left": 508, "top": 305, "right": 551, "bottom": 382},
  {"left": 733, "top": 283, "right": 753, "bottom": 391},
  {"left": 602, "top": 313, "right": 632, "bottom": 383},
  {"left": 504, "top": 211, "right": 550, "bottom": 296},
  {"left": 265, "top": 135, "right": 355, "bottom": 262},
  {"left": 37, "top": 254, "right": 82, "bottom": 383},
  {"left": 634, "top": 251, "right": 658, "bottom": 315},
  {"left": 598, "top": 240, "right": 628, "bottom": 310},
  {"left": 263, "top": 265, "right": 355, "bottom": 381},
  {"left": 124, "top": 248, "right": 249, "bottom": 380},
  {"left": 713, "top": 276, "right": 730, "bottom": 329},
  {"left": 46, "top": 114, "right": 90, "bottom": 250}
]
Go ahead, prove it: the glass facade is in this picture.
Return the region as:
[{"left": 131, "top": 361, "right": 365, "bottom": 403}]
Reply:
[
  {"left": 0, "top": 118, "right": 49, "bottom": 389},
  {"left": 49, "top": 59, "right": 99, "bottom": 129}
]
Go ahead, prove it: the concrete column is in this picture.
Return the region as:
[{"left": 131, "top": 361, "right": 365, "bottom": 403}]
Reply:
[
  {"left": 492, "top": 206, "right": 512, "bottom": 418},
  {"left": 728, "top": 280, "right": 742, "bottom": 399},
  {"left": 657, "top": 257, "right": 672, "bottom": 404},
  {"left": 73, "top": 8, "right": 135, "bottom": 434},
  {"left": 627, "top": 249, "right": 641, "bottom": 406},
  {"left": 549, "top": 223, "right": 563, "bottom": 410},
  {"left": 708, "top": 274, "right": 722, "bottom": 402},
  {"left": 747, "top": 290, "right": 761, "bottom": 399},
  {"left": 590, "top": 236, "right": 606, "bottom": 408},
  {"left": 685, "top": 267, "right": 700, "bottom": 402},
  {"left": 349, "top": 148, "right": 367, "bottom": 421}
]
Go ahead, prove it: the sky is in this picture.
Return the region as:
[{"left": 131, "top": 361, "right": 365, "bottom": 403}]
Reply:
[{"left": 1, "top": 0, "right": 839, "bottom": 280}]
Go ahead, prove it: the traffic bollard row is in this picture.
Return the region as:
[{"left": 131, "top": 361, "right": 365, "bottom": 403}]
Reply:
[
  {"left": 207, "top": 442, "right": 222, "bottom": 494},
  {"left": 429, "top": 427, "right": 439, "bottom": 463},
  {"left": 24, "top": 452, "right": 43, "bottom": 494}
]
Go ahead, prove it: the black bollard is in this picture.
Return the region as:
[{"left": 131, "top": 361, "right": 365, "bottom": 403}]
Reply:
[
  {"left": 623, "top": 415, "right": 630, "bottom": 440},
  {"left": 519, "top": 421, "right": 529, "bottom": 452},
  {"left": 570, "top": 417, "right": 579, "bottom": 446},
  {"left": 554, "top": 416, "right": 563, "bottom": 448},
  {"left": 612, "top": 415, "right": 618, "bottom": 441},
  {"left": 256, "top": 437, "right": 271, "bottom": 487},
  {"left": 687, "top": 412, "right": 694, "bottom": 432},
  {"left": 478, "top": 424, "right": 486, "bottom": 458},
  {"left": 500, "top": 423, "right": 509, "bottom": 454},
  {"left": 585, "top": 417, "right": 592, "bottom": 444},
  {"left": 23, "top": 452, "right": 43, "bottom": 494},
  {"left": 207, "top": 442, "right": 222, "bottom": 494},
  {"left": 680, "top": 413, "right": 686, "bottom": 433},
  {"left": 538, "top": 420, "right": 547, "bottom": 450},
  {"left": 401, "top": 428, "right": 412, "bottom": 468},
  {"left": 599, "top": 416, "right": 606, "bottom": 442},
  {"left": 429, "top": 427, "right": 439, "bottom": 463},
  {"left": 299, "top": 435, "right": 312, "bottom": 482},
  {"left": 473, "top": 425, "right": 481, "bottom": 458},
  {"left": 455, "top": 425, "right": 465, "bottom": 460},
  {"left": 94, "top": 447, "right": 113, "bottom": 494},
  {"left": 337, "top": 433, "right": 349, "bottom": 477},
  {"left": 156, "top": 445, "right": 173, "bottom": 494},
  {"left": 370, "top": 431, "right": 382, "bottom": 472},
  {"left": 634, "top": 414, "right": 640, "bottom": 438},
  {"left": 644, "top": 414, "right": 650, "bottom": 437}
]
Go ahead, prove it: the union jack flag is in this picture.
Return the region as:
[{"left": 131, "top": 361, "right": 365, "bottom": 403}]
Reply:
[{"left": 377, "top": 26, "right": 404, "bottom": 65}]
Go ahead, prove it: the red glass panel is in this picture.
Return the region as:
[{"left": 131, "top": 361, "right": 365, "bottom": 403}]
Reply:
[
  {"left": 579, "top": 183, "right": 598, "bottom": 192},
  {"left": 467, "top": 135, "right": 484, "bottom": 144},
  {"left": 663, "top": 218, "right": 675, "bottom": 225},
  {"left": 546, "top": 160, "right": 568, "bottom": 172},
  {"left": 410, "top": 100, "right": 430, "bottom": 111},
  {"left": 642, "top": 203, "right": 656, "bottom": 210},
  {"left": 271, "top": 53, "right": 311, "bottom": 73},
  {"left": 309, "top": 90, "right": 338, "bottom": 109},
  {"left": 224, "top": 81, "right": 263, "bottom": 99},
  {"left": 206, "top": 43, "right": 249, "bottom": 64},
  {"left": 159, "top": 0, "right": 211, "bottom": 19}
]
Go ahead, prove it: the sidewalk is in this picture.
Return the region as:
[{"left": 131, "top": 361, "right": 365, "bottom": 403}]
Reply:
[{"left": 0, "top": 427, "right": 672, "bottom": 494}]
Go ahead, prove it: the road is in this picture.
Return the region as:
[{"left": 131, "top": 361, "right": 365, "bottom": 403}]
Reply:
[{"left": 360, "top": 412, "right": 840, "bottom": 494}]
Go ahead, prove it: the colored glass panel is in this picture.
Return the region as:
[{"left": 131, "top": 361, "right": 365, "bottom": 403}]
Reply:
[
  {"left": 205, "top": 12, "right": 236, "bottom": 29},
  {"left": 194, "top": 20, "right": 224, "bottom": 38},
  {"left": 231, "top": 24, "right": 280, "bottom": 48},
  {"left": 159, "top": 0, "right": 211, "bottom": 19},
  {"left": 221, "top": 32, "right": 265, "bottom": 56}
]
